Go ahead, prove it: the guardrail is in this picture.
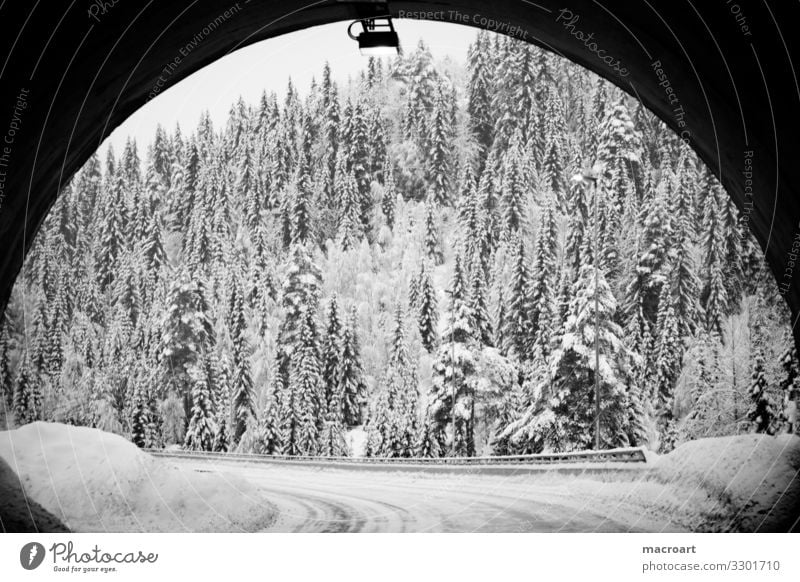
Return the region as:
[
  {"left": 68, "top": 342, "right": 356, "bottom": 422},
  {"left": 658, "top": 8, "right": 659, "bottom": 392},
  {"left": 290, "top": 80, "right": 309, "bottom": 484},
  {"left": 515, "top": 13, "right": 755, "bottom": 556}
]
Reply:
[{"left": 145, "top": 446, "right": 647, "bottom": 466}]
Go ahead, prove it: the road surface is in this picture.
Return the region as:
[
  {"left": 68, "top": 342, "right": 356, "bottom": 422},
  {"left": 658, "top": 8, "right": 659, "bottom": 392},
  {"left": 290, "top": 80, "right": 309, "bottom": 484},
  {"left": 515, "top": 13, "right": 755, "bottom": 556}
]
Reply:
[{"left": 173, "top": 458, "right": 682, "bottom": 533}]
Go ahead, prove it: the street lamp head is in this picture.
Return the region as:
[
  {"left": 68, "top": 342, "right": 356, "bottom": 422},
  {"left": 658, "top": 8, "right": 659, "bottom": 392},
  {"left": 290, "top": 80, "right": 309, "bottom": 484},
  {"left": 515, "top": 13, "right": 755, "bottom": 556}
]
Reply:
[{"left": 348, "top": 17, "right": 401, "bottom": 56}]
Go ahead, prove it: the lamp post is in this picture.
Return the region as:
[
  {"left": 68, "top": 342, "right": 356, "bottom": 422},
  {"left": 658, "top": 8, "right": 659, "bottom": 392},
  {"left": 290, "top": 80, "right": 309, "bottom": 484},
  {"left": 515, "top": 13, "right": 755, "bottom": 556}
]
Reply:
[{"left": 571, "top": 165, "right": 603, "bottom": 450}]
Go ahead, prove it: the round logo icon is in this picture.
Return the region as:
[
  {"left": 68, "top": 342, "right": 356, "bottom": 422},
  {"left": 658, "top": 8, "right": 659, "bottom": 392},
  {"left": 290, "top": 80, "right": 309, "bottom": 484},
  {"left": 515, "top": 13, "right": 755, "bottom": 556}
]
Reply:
[{"left": 20, "top": 542, "right": 46, "bottom": 570}]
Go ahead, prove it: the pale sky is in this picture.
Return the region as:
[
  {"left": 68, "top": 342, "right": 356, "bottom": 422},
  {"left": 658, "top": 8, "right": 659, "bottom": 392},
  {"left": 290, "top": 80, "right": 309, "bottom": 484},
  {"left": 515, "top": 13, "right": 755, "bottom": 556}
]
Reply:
[{"left": 98, "top": 20, "right": 477, "bottom": 159}]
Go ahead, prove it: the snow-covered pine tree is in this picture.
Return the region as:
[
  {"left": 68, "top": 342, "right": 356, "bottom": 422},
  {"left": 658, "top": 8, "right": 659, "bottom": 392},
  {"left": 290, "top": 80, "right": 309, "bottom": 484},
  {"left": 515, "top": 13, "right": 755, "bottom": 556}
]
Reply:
[
  {"left": 427, "top": 89, "right": 454, "bottom": 206},
  {"left": 530, "top": 198, "right": 558, "bottom": 356},
  {"left": 321, "top": 294, "right": 342, "bottom": 414},
  {"left": 541, "top": 87, "right": 568, "bottom": 205},
  {"left": 184, "top": 357, "right": 217, "bottom": 451},
  {"left": 500, "top": 135, "right": 528, "bottom": 239},
  {"left": 748, "top": 352, "right": 774, "bottom": 434},
  {"left": 467, "top": 31, "right": 494, "bottom": 166},
  {"left": 428, "top": 260, "right": 479, "bottom": 456},
  {"left": 652, "top": 282, "right": 682, "bottom": 433},
  {"left": 289, "top": 307, "right": 322, "bottom": 455},
  {"left": 701, "top": 176, "right": 729, "bottom": 336},
  {"left": 13, "top": 359, "right": 41, "bottom": 425},
  {"left": 468, "top": 246, "right": 493, "bottom": 346},
  {"left": 423, "top": 200, "right": 444, "bottom": 265},
  {"left": 230, "top": 275, "right": 256, "bottom": 445},
  {"left": 415, "top": 260, "right": 439, "bottom": 352},
  {"left": 337, "top": 169, "right": 362, "bottom": 250},
  {"left": 503, "top": 236, "right": 533, "bottom": 360},
  {"left": 339, "top": 306, "right": 367, "bottom": 427},
  {"left": 544, "top": 264, "right": 636, "bottom": 449}
]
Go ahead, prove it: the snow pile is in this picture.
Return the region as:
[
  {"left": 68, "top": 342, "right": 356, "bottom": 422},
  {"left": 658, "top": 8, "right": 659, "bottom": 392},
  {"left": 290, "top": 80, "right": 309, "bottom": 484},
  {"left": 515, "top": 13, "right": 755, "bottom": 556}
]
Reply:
[
  {"left": 654, "top": 434, "right": 800, "bottom": 531},
  {"left": 0, "top": 422, "right": 275, "bottom": 532}
]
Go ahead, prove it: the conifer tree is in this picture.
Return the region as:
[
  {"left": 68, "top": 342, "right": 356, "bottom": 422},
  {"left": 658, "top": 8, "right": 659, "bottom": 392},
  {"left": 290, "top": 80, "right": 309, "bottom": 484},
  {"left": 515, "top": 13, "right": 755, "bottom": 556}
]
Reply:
[
  {"left": 229, "top": 277, "right": 256, "bottom": 444},
  {"left": 185, "top": 358, "right": 217, "bottom": 451},
  {"left": 427, "top": 90, "right": 453, "bottom": 205},
  {"left": 748, "top": 352, "right": 774, "bottom": 434},
  {"left": 416, "top": 260, "right": 439, "bottom": 352},
  {"left": 500, "top": 137, "right": 528, "bottom": 239},
  {"left": 339, "top": 307, "right": 367, "bottom": 427},
  {"left": 467, "top": 31, "right": 494, "bottom": 165},
  {"left": 424, "top": 201, "right": 444, "bottom": 265},
  {"left": 504, "top": 236, "right": 533, "bottom": 360},
  {"left": 13, "top": 360, "right": 41, "bottom": 425},
  {"left": 321, "top": 294, "right": 343, "bottom": 414},
  {"left": 468, "top": 247, "right": 493, "bottom": 346},
  {"left": 289, "top": 307, "right": 323, "bottom": 455}
]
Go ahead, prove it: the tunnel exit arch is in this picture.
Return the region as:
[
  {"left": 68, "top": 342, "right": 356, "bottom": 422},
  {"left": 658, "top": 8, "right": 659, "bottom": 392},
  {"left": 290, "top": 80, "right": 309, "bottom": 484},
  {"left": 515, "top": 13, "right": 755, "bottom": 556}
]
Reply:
[{"left": 0, "top": 0, "right": 798, "bottom": 343}]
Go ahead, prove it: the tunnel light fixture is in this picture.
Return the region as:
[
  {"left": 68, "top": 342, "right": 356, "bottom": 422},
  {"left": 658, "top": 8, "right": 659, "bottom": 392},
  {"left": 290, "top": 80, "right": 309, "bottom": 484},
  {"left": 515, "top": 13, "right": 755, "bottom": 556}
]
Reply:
[{"left": 348, "top": 17, "right": 400, "bottom": 56}]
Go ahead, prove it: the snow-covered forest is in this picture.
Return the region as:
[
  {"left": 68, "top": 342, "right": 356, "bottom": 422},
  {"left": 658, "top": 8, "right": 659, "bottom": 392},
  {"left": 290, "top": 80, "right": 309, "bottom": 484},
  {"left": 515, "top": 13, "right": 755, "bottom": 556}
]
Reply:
[{"left": 0, "top": 32, "right": 797, "bottom": 456}]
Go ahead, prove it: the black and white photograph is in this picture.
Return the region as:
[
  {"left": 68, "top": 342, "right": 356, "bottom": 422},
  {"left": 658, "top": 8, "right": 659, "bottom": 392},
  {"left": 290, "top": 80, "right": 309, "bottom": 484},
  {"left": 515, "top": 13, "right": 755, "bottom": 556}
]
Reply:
[{"left": 0, "top": 0, "right": 798, "bottom": 579}]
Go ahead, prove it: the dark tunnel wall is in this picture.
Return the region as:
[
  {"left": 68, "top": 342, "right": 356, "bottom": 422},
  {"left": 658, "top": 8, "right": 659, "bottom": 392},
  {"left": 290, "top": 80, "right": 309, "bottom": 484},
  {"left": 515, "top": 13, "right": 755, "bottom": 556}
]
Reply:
[{"left": 0, "top": 0, "right": 798, "bottom": 341}]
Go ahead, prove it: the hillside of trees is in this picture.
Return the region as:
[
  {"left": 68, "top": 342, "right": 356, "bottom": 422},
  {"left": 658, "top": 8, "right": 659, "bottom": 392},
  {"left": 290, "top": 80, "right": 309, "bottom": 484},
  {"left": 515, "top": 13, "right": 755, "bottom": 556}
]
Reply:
[{"left": 0, "top": 32, "right": 796, "bottom": 456}]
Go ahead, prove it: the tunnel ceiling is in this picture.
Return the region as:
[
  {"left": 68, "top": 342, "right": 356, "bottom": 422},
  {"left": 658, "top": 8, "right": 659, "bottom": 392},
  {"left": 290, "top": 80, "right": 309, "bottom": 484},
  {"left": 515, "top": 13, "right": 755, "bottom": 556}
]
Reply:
[{"left": 0, "top": 0, "right": 798, "bottom": 340}]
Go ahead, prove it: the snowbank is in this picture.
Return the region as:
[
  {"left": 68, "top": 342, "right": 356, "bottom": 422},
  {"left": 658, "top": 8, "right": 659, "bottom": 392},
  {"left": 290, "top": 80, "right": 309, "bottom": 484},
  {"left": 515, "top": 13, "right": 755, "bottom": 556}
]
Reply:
[
  {"left": 654, "top": 434, "right": 800, "bottom": 532},
  {"left": 0, "top": 422, "right": 275, "bottom": 532}
]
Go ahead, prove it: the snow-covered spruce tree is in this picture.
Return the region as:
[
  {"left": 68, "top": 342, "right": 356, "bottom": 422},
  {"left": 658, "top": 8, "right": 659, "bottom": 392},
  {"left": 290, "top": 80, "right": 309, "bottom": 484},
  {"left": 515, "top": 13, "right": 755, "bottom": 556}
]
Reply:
[
  {"left": 701, "top": 175, "right": 729, "bottom": 336},
  {"left": 503, "top": 236, "right": 533, "bottom": 361},
  {"left": 337, "top": 168, "right": 363, "bottom": 251},
  {"left": 748, "top": 352, "right": 774, "bottom": 434},
  {"left": 158, "top": 273, "right": 215, "bottom": 419},
  {"left": 130, "top": 371, "right": 159, "bottom": 449},
  {"left": 467, "top": 31, "right": 494, "bottom": 166},
  {"left": 468, "top": 247, "right": 493, "bottom": 347},
  {"left": 416, "top": 410, "right": 444, "bottom": 458},
  {"left": 652, "top": 282, "right": 682, "bottom": 435},
  {"left": 492, "top": 41, "right": 537, "bottom": 152},
  {"left": 381, "top": 163, "right": 397, "bottom": 229},
  {"left": 423, "top": 200, "right": 444, "bottom": 266},
  {"left": 365, "top": 306, "right": 420, "bottom": 457},
  {"left": 257, "top": 365, "right": 284, "bottom": 454},
  {"left": 541, "top": 87, "right": 568, "bottom": 205},
  {"left": 623, "top": 174, "right": 673, "bottom": 331},
  {"left": 321, "top": 294, "right": 343, "bottom": 415},
  {"left": 287, "top": 307, "right": 322, "bottom": 456},
  {"left": 0, "top": 320, "right": 12, "bottom": 407},
  {"left": 427, "top": 89, "right": 454, "bottom": 206},
  {"left": 276, "top": 244, "right": 323, "bottom": 379},
  {"left": 212, "top": 352, "right": 231, "bottom": 452},
  {"left": 595, "top": 99, "right": 641, "bottom": 217},
  {"left": 415, "top": 260, "right": 439, "bottom": 353},
  {"left": 428, "top": 261, "right": 479, "bottom": 456},
  {"left": 672, "top": 151, "right": 702, "bottom": 339},
  {"left": 339, "top": 307, "right": 367, "bottom": 427},
  {"left": 319, "top": 303, "right": 347, "bottom": 457},
  {"left": 401, "top": 39, "right": 440, "bottom": 147},
  {"left": 500, "top": 135, "right": 528, "bottom": 239},
  {"left": 13, "top": 359, "right": 42, "bottom": 425},
  {"left": 184, "top": 357, "right": 217, "bottom": 451},
  {"left": 545, "top": 264, "right": 637, "bottom": 450},
  {"left": 229, "top": 276, "right": 255, "bottom": 444},
  {"left": 529, "top": 198, "right": 558, "bottom": 356}
]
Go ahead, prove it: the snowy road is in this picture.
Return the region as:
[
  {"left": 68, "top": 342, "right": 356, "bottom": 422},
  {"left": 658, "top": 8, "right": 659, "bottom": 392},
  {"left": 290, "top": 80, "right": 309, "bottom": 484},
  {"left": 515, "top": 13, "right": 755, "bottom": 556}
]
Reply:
[{"left": 174, "top": 458, "right": 682, "bottom": 532}]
